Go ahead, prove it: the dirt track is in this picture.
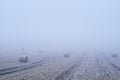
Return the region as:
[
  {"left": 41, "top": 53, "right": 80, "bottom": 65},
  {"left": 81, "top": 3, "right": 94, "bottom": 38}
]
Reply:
[{"left": 0, "top": 53, "right": 120, "bottom": 80}]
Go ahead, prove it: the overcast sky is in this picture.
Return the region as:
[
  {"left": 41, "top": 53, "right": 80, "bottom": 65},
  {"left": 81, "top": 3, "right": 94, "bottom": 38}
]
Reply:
[{"left": 0, "top": 0, "right": 120, "bottom": 52}]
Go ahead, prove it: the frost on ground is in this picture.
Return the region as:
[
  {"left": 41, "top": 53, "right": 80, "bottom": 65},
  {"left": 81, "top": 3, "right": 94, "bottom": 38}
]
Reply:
[{"left": 0, "top": 53, "right": 120, "bottom": 80}]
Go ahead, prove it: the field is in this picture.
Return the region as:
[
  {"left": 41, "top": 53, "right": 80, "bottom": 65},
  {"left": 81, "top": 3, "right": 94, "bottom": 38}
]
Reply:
[{"left": 0, "top": 52, "right": 120, "bottom": 80}]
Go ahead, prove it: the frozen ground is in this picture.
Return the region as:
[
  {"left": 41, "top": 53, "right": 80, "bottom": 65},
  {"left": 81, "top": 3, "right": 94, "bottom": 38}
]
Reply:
[{"left": 0, "top": 52, "right": 120, "bottom": 80}]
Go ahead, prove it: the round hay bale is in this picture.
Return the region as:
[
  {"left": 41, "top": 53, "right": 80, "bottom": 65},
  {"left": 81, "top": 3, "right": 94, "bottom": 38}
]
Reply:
[
  {"left": 64, "top": 53, "right": 70, "bottom": 58},
  {"left": 19, "top": 55, "right": 28, "bottom": 63},
  {"left": 111, "top": 53, "right": 118, "bottom": 58}
]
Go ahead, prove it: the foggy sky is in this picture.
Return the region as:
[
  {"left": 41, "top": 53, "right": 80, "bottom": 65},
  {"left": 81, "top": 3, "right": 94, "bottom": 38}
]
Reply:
[{"left": 0, "top": 0, "right": 120, "bottom": 52}]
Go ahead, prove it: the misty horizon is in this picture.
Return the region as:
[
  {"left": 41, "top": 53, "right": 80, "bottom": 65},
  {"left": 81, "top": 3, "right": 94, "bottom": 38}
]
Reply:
[{"left": 0, "top": 0, "right": 120, "bottom": 52}]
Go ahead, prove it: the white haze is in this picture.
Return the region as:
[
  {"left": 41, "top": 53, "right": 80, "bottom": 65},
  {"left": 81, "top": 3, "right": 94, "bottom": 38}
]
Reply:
[{"left": 0, "top": 0, "right": 120, "bottom": 54}]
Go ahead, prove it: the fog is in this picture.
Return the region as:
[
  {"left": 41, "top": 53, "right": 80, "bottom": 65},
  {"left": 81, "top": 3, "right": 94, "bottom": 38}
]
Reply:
[{"left": 0, "top": 0, "right": 120, "bottom": 54}]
